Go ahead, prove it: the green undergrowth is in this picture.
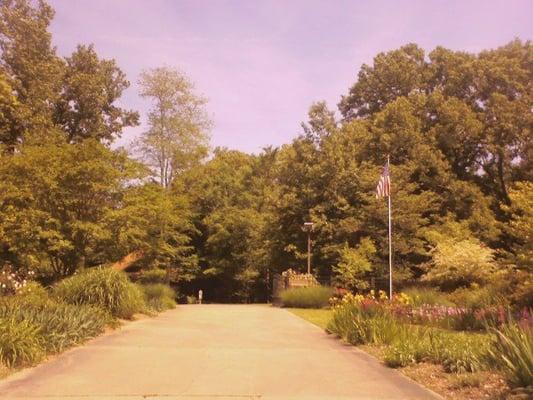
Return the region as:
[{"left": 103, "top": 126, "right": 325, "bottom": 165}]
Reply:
[
  {"left": 141, "top": 283, "right": 177, "bottom": 312},
  {"left": 324, "top": 300, "right": 532, "bottom": 389},
  {"left": 0, "top": 295, "right": 113, "bottom": 367},
  {"left": 280, "top": 286, "right": 333, "bottom": 308},
  {"left": 290, "top": 300, "right": 532, "bottom": 391},
  {"left": 53, "top": 267, "right": 148, "bottom": 319},
  {"left": 0, "top": 267, "right": 178, "bottom": 370}
]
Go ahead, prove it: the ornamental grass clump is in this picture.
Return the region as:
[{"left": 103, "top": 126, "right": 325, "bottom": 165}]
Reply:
[
  {"left": 280, "top": 286, "right": 333, "bottom": 308},
  {"left": 383, "top": 328, "right": 490, "bottom": 372},
  {"left": 141, "top": 283, "right": 176, "bottom": 311},
  {"left": 0, "top": 316, "right": 43, "bottom": 367},
  {"left": 0, "top": 296, "right": 113, "bottom": 357},
  {"left": 53, "top": 267, "right": 147, "bottom": 319},
  {"left": 488, "top": 321, "right": 533, "bottom": 388}
]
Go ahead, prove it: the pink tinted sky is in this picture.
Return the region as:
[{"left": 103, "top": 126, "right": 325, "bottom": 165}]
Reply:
[{"left": 48, "top": 0, "right": 532, "bottom": 154}]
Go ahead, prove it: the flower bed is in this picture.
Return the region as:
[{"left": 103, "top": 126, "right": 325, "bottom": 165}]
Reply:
[
  {"left": 327, "top": 290, "right": 533, "bottom": 390},
  {"left": 331, "top": 290, "right": 532, "bottom": 331}
]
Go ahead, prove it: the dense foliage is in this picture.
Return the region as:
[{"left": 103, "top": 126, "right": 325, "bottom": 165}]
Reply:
[
  {"left": 53, "top": 268, "right": 147, "bottom": 319},
  {"left": 0, "top": 267, "right": 177, "bottom": 369},
  {"left": 141, "top": 283, "right": 177, "bottom": 311},
  {"left": 0, "top": 0, "right": 530, "bottom": 306},
  {"left": 280, "top": 286, "right": 333, "bottom": 308}
]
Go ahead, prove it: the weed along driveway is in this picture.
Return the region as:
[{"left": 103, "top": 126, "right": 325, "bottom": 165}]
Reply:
[{"left": 0, "top": 305, "right": 440, "bottom": 400}]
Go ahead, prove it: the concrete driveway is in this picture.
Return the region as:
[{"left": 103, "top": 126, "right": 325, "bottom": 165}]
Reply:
[{"left": 0, "top": 304, "right": 440, "bottom": 399}]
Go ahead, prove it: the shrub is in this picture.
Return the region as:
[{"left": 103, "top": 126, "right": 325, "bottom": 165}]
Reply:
[
  {"left": 449, "top": 286, "right": 508, "bottom": 309},
  {"left": 53, "top": 267, "right": 147, "bottom": 319},
  {"left": 422, "top": 238, "right": 497, "bottom": 290},
  {"left": 0, "top": 264, "right": 37, "bottom": 295},
  {"left": 141, "top": 284, "right": 176, "bottom": 311},
  {"left": 139, "top": 268, "right": 167, "bottom": 284},
  {"left": 0, "top": 296, "right": 113, "bottom": 354},
  {"left": 280, "top": 286, "right": 333, "bottom": 308},
  {"left": 488, "top": 322, "right": 533, "bottom": 388},
  {"left": 402, "top": 287, "right": 454, "bottom": 307},
  {"left": 384, "top": 341, "right": 418, "bottom": 368},
  {"left": 332, "top": 238, "right": 376, "bottom": 291},
  {"left": 0, "top": 316, "right": 43, "bottom": 367},
  {"left": 437, "top": 332, "right": 489, "bottom": 373}
]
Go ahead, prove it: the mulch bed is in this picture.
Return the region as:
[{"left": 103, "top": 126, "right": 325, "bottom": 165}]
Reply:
[{"left": 359, "top": 344, "right": 512, "bottom": 400}]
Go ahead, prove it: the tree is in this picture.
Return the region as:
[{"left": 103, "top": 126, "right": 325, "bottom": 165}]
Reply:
[
  {"left": 503, "top": 182, "right": 533, "bottom": 271},
  {"left": 338, "top": 43, "right": 426, "bottom": 119},
  {"left": 301, "top": 101, "right": 337, "bottom": 143},
  {"left": 333, "top": 237, "right": 376, "bottom": 291},
  {"left": 54, "top": 44, "right": 139, "bottom": 143},
  {"left": 0, "top": 72, "right": 19, "bottom": 149},
  {"left": 175, "top": 148, "right": 273, "bottom": 302},
  {"left": 0, "top": 140, "right": 140, "bottom": 277},
  {"left": 135, "top": 67, "right": 211, "bottom": 188},
  {"left": 0, "top": 0, "right": 64, "bottom": 146},
  {"left": 422, "top": 238, "right": 497, "bottom": 290},
  {"left": 106, "top": 183, "right": 198, "bottom": 282}
]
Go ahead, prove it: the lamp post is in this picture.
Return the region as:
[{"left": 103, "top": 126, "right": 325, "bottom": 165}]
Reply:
[{"left": 302, "top": 222, "right": 314, "bottom": 275}]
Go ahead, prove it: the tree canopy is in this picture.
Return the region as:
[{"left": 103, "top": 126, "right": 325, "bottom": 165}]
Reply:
[{"left": 0, "top": 0, "right": 530, "bottom": 304}]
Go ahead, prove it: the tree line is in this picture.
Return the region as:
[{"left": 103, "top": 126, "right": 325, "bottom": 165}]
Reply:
[{"left": 0, "top": 0, "right": 531, "bottom": 304}]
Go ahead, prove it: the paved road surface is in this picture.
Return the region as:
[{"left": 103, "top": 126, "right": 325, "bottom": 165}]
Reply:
[{"left": 0, "top": 305, "right": 440, "bottom": 399}]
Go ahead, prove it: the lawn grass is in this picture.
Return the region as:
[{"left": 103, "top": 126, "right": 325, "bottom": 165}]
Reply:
[{"left": 287, "top": 308, "right": 333, "bottom": 330}]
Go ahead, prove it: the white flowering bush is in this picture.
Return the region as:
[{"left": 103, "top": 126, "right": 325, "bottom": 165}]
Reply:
[
  {"left": 422, "top": 239, "right": 497, "bottom": 289},
  {"left": 0, "top": 264, "right": 36, "bottom": 296}
]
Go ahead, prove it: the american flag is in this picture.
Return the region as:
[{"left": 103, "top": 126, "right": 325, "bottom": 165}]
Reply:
[{"left": 376, "top": 164, "right": 391, "bottom": 198}]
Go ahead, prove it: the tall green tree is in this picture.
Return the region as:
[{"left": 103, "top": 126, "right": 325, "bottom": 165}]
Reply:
[
  {"left": 54, "top": 44, "right": 139, "bottom": 143},
  {"left": 135, "top": 67, "right": 211, "bottom": 188},
  {"left": 503, "top": 182, "right": 533, "bottom": 271},
  {"left": 107, "top": 183, "right": 198, "bottom": 282},
  {"left": 0, "top": 72, "right": 19, "bottom": 148},
  {"left": 176, "top": 149, "right": 273, "bottom": 301},
  {"left": 338, "top": 43, "right": 427, "bottom": 119},
  {"left": 0, "top": 140, "right": 140, "bottom": 276},
  {"left": 0, "top": 0, "right": 64, "bottom": 146}
]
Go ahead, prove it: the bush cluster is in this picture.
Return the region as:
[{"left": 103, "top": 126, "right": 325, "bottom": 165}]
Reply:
[
  {"left": 0, "top": 315, "right": 43, "bottom": 367},
  {"left": 280, "top": 286, "right": 333, "bottom": 308},
  {"left": 0, "top": 267, "right": 177, "bottom": 369},
  {"left": 141, "top": 283, "right": 176, "bottom": 311},
  {"left": 383, "top": 330, "right": 490, "bottom": 373},
  {"left": 53, "top": 268, "right": 147, "bottom": 319},
  {"left": 0, "top": 293, "right": 111, "bottom": 367},
  {"left": 138, "top": 268, "right": 167, "bottom": 284}
]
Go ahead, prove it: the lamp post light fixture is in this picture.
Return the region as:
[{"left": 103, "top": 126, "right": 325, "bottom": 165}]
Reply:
[{"left": 302, "top": 222, "right": 314, "bottom": 275}]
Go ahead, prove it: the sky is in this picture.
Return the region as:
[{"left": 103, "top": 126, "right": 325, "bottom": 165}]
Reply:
[{"left": 48, "top": 0, "right": 533, "bottom": 154}]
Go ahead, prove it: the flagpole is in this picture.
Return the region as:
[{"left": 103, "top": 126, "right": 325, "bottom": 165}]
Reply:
[{"left": 387, "top": 155, "right": 393, "bottom": 301}]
